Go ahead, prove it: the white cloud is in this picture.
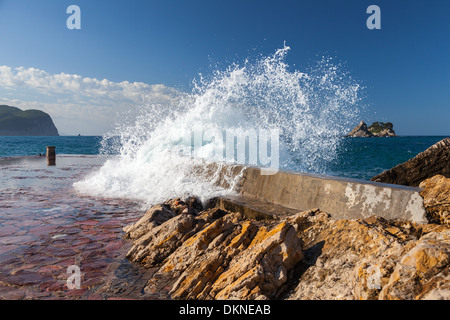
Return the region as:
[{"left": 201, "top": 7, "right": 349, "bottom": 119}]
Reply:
[
  {"left": 0, "top": 65, "right": 184, "bottom": 135},
  {"left": 0, "top": 66, "right": 15, "bottom": 86}
]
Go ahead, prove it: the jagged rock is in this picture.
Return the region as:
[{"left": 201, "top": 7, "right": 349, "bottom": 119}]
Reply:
[
  {"left": 165, "top": 212, "right": 252, "bottom": 299},
  {"left": 286, "top": 211, "right": 450, "bottom": 300},
  {"left": 286, "top": 212, "right": 411, "bottom": 300},
  {"left": 163, "top": 197, "right": 203, "bottom": 215},
  {"left": 125, "top": 213, "right": 198, "bottom": 266},
  {"left": 123, "top": 201, "right": 450, "bottom": 300},
  {"left": 125, "top": 204, "right": 303, "bottom": 300},
  {"left": 347, "top": 121, "right": 374, "bottom": 137},
  {"left": 123, "top": 204, "right": 176, "bottom": 240},
  {"left": 368, "top": 122, "right": 396, "bottom": 137},
  {"left": 419, "top": 175, "right": 450, "bottom": 225},
  {"left": 379, "top": 229, "right": 450, "bottom": 300},
  {"left": 371, "top": 137, "right": 450, "bottom": 186},
  {"left": 123, "top": 196, "right": 204, "bottom": 240},
  {"left": 375, "top": 127, "right": 396, "bottom": 137},
  {"left": 207, "top": 218, "right": 302, "bottom": 300}
]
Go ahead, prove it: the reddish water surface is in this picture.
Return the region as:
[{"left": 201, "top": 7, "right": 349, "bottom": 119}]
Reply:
[{"left": 0, "top": 155, "right": 161, "bottom": 300}]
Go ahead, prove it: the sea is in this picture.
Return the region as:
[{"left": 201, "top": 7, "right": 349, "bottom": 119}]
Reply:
[{"left": 0, "top": 135, "right": 446, "bottom": 180}]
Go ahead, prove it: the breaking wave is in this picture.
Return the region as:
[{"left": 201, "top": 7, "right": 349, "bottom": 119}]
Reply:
[{"left": 74, "top": 45, "right": 362, "bottom": 205}]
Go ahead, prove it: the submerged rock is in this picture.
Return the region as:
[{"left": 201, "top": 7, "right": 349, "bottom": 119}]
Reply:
[{"left": 371, "top": 137, "right": 450, "bottom": 186}]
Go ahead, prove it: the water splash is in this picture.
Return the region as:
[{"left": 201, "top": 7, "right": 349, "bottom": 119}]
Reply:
[{"left": 74, "top": 45, "right": 362, "bottom": 205}]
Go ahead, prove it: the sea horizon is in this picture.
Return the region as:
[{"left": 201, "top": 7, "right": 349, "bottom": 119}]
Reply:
[{"left": 0, "top": 135, "right": 448, "bottom": 182}]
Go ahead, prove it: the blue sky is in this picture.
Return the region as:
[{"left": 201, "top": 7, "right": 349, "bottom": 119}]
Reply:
[{"left": 0, "top": 0, "right": 449, "bottom": 135}]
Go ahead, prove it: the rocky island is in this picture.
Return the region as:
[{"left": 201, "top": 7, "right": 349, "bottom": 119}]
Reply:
[
  {"left": 0, "top": 105, "right": 59, "bottom": 136},
  {"left": 347, "top": 121, "right": 396, "bottom": 137}
]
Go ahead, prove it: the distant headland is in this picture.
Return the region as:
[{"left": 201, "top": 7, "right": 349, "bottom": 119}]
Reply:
[
  {"left": 347, "top": 120, "right": 396, "bottom": 137},
  {"left": 0, "top": 105, "right": 59, "bottom": 136}
]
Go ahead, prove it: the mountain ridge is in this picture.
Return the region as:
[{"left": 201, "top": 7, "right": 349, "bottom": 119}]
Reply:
[{"left": 0, "top": 105, "right": 59, "bottom": 136}]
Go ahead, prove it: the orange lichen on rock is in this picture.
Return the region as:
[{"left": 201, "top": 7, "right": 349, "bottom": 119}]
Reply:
[
  {"left": 123, "top": 198, "right": 449, "bottom": 300},
  {"left": 420, "top": 175, "right": 450, "bottom": 225}
]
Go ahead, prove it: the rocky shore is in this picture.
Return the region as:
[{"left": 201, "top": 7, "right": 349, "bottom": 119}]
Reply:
[
  {"left": 2, "top": 142, "right": 448, "bottom": 300},
  {"left": 121, "top": 137, "right": 450, "bottom": 300},
  {"left": 122, "top": 182, "right": 449, "bottom": 300}
]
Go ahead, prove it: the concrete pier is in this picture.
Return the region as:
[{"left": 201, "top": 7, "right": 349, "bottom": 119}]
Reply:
[{"left": 204, "top": 162, "right": 428, "bottom": 223}]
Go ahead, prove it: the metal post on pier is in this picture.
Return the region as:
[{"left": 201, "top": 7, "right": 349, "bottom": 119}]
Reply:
[{"left": 46, "top": 146, "right": 56, "bottom": 166}]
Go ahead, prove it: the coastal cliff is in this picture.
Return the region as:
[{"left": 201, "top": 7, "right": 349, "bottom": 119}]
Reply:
[
  {"left": 0, "top": 105, "right": 59, "bottom": 136},
  {"left": 347, "top": 121, "right": 396, "bottom": 137}
]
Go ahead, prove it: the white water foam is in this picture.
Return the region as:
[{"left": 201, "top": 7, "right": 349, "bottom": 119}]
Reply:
[{"left": 74, "top": 45, "right": 362, "bottom": 206}]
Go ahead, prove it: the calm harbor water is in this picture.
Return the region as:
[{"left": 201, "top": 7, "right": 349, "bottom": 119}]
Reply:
[{"left": 0, "top": 155, "right": 166, "bottom": 299}]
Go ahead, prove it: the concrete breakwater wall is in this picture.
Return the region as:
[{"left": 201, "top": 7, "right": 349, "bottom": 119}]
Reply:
[{"left": 199, "top": 162, "right": 428, "bottom": 223}]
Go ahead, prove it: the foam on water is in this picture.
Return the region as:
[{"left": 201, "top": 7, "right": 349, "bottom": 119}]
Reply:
[{"left": 74, "top": 45, "right": 362, "bottom": 206}]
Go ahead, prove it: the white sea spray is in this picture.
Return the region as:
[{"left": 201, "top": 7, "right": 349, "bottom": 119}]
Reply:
[{"left": 74, "top": 45, "right": 362, "bottom": 206}]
